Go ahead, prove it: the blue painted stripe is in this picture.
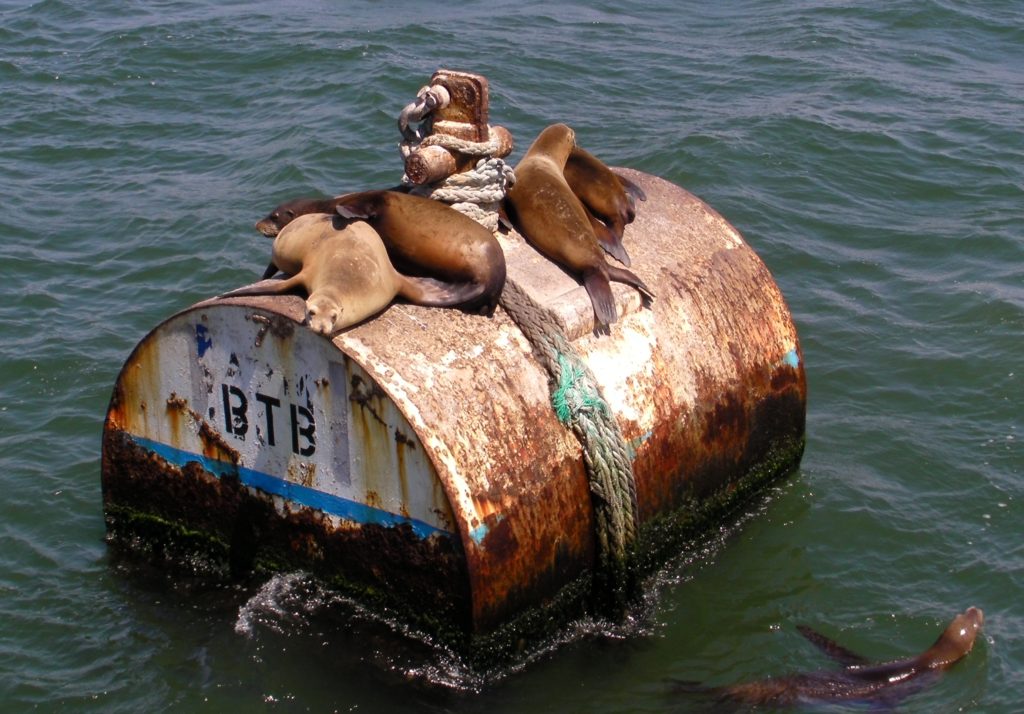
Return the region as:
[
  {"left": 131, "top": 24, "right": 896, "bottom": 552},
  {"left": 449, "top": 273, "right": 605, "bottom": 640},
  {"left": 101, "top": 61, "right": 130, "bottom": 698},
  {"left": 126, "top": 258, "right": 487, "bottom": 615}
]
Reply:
[{"left": 128, "top": 435, "right": 452, "bottom": 540}]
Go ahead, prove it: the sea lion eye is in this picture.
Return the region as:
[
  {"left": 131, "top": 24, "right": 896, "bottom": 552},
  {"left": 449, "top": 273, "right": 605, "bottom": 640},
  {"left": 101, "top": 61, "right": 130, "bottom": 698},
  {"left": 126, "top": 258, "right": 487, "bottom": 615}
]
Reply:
[{"left": 285, "top": 210, "right": 295, "bottom": 217}]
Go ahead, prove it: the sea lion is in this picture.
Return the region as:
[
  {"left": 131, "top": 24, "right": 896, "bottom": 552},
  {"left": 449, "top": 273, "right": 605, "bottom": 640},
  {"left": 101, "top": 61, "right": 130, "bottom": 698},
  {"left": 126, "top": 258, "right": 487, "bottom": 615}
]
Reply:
[
  {"left": 504, "top": 123, "right": 653, "bottom": 332},
  {"left": 563, "top": 146, "right": 647, "bottom": 267},
  {"left": 221, "top": 215, "right": 481, "bottom": 335},
  {"left": 331, "top": 190, "right": 506, "bottom": 316},
  {"left": 673, "top": 607, "right": 984, "bottom": 708},
  {"left": 254, "top": 185, "right": 411, "bottom": 238},
  {"left": 255, "top": 191, "right": 506, "bottom": 315},
  {"left": 255, "top": 196, "right": 343, "bottom": 238}
]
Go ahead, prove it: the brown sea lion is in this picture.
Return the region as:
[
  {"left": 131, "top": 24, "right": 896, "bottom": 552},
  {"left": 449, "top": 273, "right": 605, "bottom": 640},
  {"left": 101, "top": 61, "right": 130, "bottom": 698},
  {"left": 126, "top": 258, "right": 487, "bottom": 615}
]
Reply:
[
  {"left": 331, "top": 190, "right": 507, "bottom": 316},
  {"left": 563, "top": 146, "right": 647, "bottom": 267},
  {"left": 256, "top": 190, "right": 506, "bottom": 316},
  {"left": 255, "top": 196, "right": 343, "bottom": 238},
  {"left": 254, "top": 185, "right": 411, "bottom": 238},
  {"left": 222, "top": 216, "right": 483, "bottom": 334},
  {"left": 504, "top": 123, "right": 653, "bottom": 333},
  {"left": 673, "top": 606, "right": 984, "bottom": 708}
]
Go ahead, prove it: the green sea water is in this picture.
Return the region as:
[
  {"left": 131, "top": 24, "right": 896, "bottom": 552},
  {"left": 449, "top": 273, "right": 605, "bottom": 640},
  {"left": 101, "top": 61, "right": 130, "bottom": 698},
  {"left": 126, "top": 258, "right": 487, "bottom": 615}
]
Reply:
[{"left": 1, "top": 1, "right": 1021, "bottom": 711}]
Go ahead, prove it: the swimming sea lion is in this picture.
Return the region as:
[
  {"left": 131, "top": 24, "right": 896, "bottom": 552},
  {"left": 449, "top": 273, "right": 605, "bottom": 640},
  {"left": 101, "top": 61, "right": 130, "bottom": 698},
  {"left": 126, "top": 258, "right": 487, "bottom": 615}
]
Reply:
[
  {"left": 332, "top": 190, "right": 507, "bottom": 316},
  {"left": 673, "top": 606, "right": 984, "bottom": 708},
  {"left": 222, "top": 216, "right": 481, "bottom": 335},
  {"left": 504, "top": 123, "right": 654, "bottom": 332},
  {"left": 563, "top": 146, "right": 647, "bottom": 267}
]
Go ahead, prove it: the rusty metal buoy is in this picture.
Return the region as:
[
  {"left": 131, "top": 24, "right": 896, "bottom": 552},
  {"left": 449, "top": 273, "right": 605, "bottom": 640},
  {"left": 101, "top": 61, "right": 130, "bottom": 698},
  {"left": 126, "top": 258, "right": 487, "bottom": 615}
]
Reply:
[{"left": 101, "top": 167, "right": 805, "bottom": 657}]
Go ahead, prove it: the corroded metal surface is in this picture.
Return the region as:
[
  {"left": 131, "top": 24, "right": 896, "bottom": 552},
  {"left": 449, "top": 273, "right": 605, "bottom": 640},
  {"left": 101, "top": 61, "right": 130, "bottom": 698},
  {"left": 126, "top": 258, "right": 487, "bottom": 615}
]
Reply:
[{"left": 101, "top": 170, "right": 805, "bottom": 644}]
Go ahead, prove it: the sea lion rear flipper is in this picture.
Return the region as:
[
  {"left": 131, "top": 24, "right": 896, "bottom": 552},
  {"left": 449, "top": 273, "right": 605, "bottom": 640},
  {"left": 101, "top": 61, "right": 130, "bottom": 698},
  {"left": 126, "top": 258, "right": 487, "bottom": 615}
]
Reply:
[
  {"left": 397, "top": 275, "right": 487, "bottom": 310},
  {"left": 583, "top": 271, "right": 617, "bottom": 333},
  {"left": 796, "top": 625, "right": 871, "bottom": 666},
  {"left": 217, "top": 273, "right": 305, "bottom": 299},
  {"left": 605, "top": 265, "right": 655, "bottom": 306}
]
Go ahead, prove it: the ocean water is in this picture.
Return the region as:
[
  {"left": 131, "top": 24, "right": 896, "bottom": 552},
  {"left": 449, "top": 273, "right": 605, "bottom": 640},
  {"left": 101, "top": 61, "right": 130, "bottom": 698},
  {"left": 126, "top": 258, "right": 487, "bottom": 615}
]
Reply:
[{"left": 1, "top": 1, "right": 1021, "bottom": 711}]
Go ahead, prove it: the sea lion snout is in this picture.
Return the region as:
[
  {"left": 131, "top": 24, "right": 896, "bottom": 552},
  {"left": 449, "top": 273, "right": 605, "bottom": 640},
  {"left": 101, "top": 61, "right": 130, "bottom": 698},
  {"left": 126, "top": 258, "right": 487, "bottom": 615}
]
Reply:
[
  {"left": 306, "top": 296, "right": 341, "bottom": 335},
  {"left": 255, "top": 218, "right": 281, "bottom": 237},
  {"left": 957, "top": 606, "right": 984, "bottom": 642}
]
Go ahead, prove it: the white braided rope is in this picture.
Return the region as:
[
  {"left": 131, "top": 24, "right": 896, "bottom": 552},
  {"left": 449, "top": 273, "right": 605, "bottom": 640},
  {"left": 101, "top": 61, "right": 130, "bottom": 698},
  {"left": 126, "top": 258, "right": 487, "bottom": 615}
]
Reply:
[
  {"left": 402, "top": 155, "right": 515, "bottom": 232},
  {"left": 399, "top": 126, "right": 503, "bottom": 162}
]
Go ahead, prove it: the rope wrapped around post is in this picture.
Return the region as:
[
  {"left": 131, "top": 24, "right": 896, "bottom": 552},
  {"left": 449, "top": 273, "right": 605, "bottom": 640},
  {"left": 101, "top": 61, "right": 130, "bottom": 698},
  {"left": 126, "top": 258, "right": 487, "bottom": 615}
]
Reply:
[
  {"left": 400, "top": 130, "right": 515, "bottom": 232},
  {"left": 498, "top": 279, "right": 640, "bottom": 610}
]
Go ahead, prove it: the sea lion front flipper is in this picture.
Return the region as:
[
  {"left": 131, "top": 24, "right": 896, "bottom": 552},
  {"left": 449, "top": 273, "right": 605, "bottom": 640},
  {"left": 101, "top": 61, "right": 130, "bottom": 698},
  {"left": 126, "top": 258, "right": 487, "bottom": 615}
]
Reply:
[
  {"left": 587, "top": 211, "right": 631, "bottom": 267},
  {"left": 217, "top": 273, "right": 306, "bottom": 299},
  {"left": 797, "top": 625, "right": 871, "bottom": 667},
  {"left": 261, "top": 260, "right": 279, "bottom": 280},
  {"left": 336, "top": 203, "right": 370, "bottom": 221}
]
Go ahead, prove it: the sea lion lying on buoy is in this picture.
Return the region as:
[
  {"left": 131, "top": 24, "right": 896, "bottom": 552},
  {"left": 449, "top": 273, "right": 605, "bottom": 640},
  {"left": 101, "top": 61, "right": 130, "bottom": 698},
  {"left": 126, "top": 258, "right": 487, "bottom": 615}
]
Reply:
[
  {"left": 331, "top": 190, "right": 506, "bottom": 316},
  {"left": 222, "top": 215, "right": 481, "bottom": 335},
  {"left": 504, "top": 123, "right": 653, "bottom": 333},
  {"left": 256, "top": 190, "right": 506, "bottom": 316},
  {"left": 255, "top": 196, "right": 344, "bottom": 238},
  {"left": 563, "top": 146, "right": 646, "bottom": 267},
  {"left": 254, "top": 185, "right": 410, "bottom": 239},
  {"left": 672, "top": 606, "right": 984, "bottom": 708}
]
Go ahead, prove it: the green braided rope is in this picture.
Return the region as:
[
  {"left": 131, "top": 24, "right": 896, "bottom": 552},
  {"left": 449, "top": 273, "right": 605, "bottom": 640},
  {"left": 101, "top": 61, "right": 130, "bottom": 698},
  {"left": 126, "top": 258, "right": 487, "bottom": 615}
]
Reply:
[
  {"left": 552, "top": 352, "right": 607, "bottom": 425},
  {"left": 498, "top": 280, "right": 639, "bottom": 607}
]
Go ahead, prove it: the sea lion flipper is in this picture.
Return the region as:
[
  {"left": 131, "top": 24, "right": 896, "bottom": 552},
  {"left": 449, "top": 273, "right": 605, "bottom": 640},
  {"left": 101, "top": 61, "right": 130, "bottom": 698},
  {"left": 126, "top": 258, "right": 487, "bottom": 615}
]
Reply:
[
  {"left": 217, "top": 273, "right": 305, "bottom": 299},
  {"left": 583, "top": 271, "right": 617, "bottom": 332},
  {"left": 605, "top": 265, "right": 655, "bottom": 306},
  {"left": 261, "top": 260, "right": 279, "bottom": 280},
  {"left": 397, "top": 275, "right": 487, "bottom": 309},
  {"left": 336, "top": 203, "right": 369, "bottom": 220},
  {"left": 588, "top": 214, "right": 632, "bottom": 267},
  {"left": 615, "top": 172, "right": 647, "bottom": 203},
  {"left": 797, "top": 625, "right": 871, "bottom": 666}
]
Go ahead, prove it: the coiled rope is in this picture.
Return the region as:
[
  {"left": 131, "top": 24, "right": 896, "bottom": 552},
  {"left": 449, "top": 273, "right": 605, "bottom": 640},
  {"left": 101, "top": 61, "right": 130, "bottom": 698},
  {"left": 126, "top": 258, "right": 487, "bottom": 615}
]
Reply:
[{"left": 399, "top": 130, "right": 514, "bottom": 232}]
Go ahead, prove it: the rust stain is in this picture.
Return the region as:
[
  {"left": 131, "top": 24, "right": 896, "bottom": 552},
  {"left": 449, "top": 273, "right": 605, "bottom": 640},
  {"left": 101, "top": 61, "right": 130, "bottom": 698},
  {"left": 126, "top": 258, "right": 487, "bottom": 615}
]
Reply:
[
  {"left": 198, "top": 417, "right": 240, "bottom": 465},
  {"left": 101, "top": 426, "right": 471, "bottom": 633}
]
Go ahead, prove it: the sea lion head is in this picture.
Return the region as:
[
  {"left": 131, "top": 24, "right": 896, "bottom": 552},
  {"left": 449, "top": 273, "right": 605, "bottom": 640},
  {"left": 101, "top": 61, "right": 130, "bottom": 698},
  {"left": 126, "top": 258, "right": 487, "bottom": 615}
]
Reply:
[
  {"left": 528, "top": 123, "right": 577, "bottom": 164},
  {"left": 927, "top": 606, "right": 984, "bottom": 669},
  {"left": 256, "top": 198, "right": 327, "bottom": 238},
  {"left": 305, "top": 294, "right": 341, "bottom": 336}
]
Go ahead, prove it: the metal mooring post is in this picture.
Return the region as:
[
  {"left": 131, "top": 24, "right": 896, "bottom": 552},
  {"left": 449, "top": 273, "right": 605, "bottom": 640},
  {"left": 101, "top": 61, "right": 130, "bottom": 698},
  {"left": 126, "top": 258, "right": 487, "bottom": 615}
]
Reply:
[{"left": 399, "top": 69, "right": 514, "bottom": 187}]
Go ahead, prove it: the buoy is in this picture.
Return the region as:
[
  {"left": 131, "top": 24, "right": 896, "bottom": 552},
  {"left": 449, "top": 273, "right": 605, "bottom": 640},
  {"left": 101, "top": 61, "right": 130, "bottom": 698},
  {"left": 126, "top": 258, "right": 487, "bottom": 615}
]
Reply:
[{"left": 100, "top": 167, "right": 806, "bottom": 657}]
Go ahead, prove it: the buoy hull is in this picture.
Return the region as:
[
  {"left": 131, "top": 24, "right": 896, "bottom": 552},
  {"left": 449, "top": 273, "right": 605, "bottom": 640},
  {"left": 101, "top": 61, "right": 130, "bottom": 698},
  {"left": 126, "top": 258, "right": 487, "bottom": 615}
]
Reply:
[{"left": 101, "top": 171, "right": 805, "bottom": 648}]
